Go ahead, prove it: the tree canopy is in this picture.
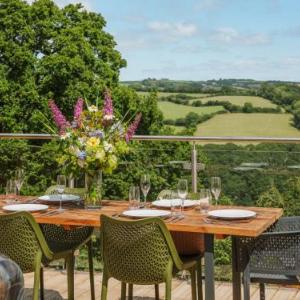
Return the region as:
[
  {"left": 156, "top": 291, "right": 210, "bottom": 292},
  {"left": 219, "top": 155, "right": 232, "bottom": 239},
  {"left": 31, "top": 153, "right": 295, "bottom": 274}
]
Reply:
[{"left": 0, "top": 0, "right": 126, "bottom": 132}]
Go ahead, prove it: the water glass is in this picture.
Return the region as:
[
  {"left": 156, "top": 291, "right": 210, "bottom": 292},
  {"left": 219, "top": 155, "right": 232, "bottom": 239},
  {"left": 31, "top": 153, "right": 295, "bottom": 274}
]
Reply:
[
  {"left": 199, "top": 189, "right": 211, "bottom": 214},
  {"left": 129, "top": 186, "right": 140, "bottom": 209},
  {"left": 168, "top": 191, "right": 177, "bottom": 216},
  {"left": 5, "top": 180, "right": 17, "bottom": 203}
]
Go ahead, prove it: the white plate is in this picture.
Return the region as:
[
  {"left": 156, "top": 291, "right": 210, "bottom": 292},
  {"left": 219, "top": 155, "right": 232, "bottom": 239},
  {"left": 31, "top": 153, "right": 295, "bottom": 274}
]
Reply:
[
  {"left": 3, "top": 204, "right": 49, "bottom": 212},
  {"left": 122, "top": 209, "right": 171, "bottom": 219},
  {"left": 208, "top": 209, "right": 256, "bottom": 220},
  {"left": 38, "top": 194, "right": 80, "bottom": 203},
  {"left": 152, "top": 199, "right": 196, "bottom": 208}
]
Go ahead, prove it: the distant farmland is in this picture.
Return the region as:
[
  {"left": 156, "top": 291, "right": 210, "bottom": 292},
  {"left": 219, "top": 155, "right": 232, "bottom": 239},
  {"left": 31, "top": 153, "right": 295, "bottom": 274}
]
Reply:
[
  {"left": 158, "top": 101, "right": 224, "bottom": 119},
  {"left": 196, "top": 113, "right": 300, "bottom": 137},
  {"left": 192, "top": 95, "right": 277, "bottom": 108}
]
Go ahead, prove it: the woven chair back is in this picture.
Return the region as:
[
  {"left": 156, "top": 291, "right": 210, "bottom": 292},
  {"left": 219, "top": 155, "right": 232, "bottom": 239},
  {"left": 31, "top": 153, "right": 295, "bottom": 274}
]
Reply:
[
  {"left": 101, "top": 215, "right": 176, "bottom": 284},
  {"left": 0, "top": 212, "right": 44, "bottom": 273}
]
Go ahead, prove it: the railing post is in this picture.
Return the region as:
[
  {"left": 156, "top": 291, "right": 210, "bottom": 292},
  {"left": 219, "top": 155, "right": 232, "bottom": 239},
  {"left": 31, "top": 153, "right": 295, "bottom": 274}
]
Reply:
[{"left": 191, "top": 142, "right": 197, "bottom": 193}]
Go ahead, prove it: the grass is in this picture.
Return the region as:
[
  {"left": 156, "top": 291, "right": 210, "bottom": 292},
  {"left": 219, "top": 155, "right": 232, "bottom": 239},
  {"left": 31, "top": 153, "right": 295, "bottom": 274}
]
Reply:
[
  {"left": 168, "top": 125, "right": 186, "bottom": 133},
  {"left": 191, "top": 95, "right": 277, "bottom": 108},
  {"left": 196, "top": 113, "right": 300, "bottom": 137},
  {"left": 158, "top": 101, "right": 224, "bottom": 119}
]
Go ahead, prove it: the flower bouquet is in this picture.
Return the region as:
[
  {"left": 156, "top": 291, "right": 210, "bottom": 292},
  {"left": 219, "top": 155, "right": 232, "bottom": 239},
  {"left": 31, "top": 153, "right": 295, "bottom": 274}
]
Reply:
[{"left": 48, "top": 91, "right": 141, "bottom": 208}]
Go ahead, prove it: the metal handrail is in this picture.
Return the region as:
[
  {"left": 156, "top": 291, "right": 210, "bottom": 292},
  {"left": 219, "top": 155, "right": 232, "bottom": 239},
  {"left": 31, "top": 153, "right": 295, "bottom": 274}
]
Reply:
[
  {"left": 1, "top": 133, "right": 300, "bottom": 143},
  {"left": 2, "top": 133, "right": 300, "bottom": 193}
]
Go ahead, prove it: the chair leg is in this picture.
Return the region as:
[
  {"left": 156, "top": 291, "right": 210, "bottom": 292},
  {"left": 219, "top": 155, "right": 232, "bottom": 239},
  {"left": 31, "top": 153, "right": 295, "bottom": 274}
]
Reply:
[
  {"left": 165, "top": 277, "right": 172, "bottom": 300},
  {"left": 196, "top": 260, "right": 203, "bottom": 300},
  {"left": 66, "top": 254, "right": 75, "bottom": 300},
  {"left": 259, "top": 283, "right": 265, "bottom": 300},
  {"left": 121, "top": 282, "right": 126, "bottom": 300},
  {"left": 40, "top": 267, "right": 44, "bottom": 300},
  {"left": 87, "top": 239, "right": 96, "bottom": 300},
  {"left": 101, "top": 269, "right": 109, "bottom": 300},
  {"left": 129, "top": 283, "right": 133, "bottom": 300},
  {"left": 242, "top": 262, "right": 251, "bottom": 300},
  {"left": 155, "top": 284, "right": 159, "bottom": 300},
  {"left": 190, "top": 268, "right": 197, "bottom": 300},
  {"left": 33, "top": 254, "right": 42, "bottom": 300}
]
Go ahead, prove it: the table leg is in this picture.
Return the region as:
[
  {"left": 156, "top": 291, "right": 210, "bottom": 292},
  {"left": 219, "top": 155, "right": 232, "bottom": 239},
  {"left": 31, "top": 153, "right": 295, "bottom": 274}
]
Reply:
[
  {"left": 204, "top": 234, "right": 215, "bottom": 300},
  {"left": 232, "top": 236, "right": 241, "bottom": 300}
]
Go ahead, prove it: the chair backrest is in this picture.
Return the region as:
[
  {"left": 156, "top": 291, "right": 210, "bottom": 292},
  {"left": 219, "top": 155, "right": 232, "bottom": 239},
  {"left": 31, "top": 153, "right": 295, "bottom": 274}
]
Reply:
[
  {"left": 100, "top": 215, "right": 182, "bottom": 285},
  {"left": 0, "top": 212, "right": 52, "bottom": 273}
]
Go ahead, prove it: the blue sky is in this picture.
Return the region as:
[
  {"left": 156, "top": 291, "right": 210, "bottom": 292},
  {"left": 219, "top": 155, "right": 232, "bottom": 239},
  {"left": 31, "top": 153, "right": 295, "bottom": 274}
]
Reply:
[{"left": 54, "top": 0, "right": 300, "bottom": 81}]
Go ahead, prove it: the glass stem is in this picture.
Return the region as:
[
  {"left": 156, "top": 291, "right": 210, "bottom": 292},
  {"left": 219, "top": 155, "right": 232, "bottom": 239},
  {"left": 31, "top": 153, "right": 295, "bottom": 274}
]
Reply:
[
  {"left": 60, "top": 194, "right": 62, "bottom": 210},
  {"left": 180, "top": 198, "right": 183, "bottom": 215}
]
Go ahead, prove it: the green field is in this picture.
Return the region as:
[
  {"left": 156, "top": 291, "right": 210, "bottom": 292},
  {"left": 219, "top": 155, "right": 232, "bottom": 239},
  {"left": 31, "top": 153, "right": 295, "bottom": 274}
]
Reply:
[
  {"left": 158, "top": 101, "right": 224, "bottom": 119},
  {"left": 191, "top": 95, "right": 277, "bottom": 108},
  {"left": 196, "top": 113, "right": 300, "bottom": 137}
]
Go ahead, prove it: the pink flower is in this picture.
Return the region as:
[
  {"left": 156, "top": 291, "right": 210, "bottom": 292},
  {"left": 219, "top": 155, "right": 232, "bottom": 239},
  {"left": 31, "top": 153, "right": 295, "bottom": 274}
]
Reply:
[
  {"left": 74, "top": 98, "right": 84, "bottom": 120},
  {"left": 103, "top": 90, "right": 113, "bottom": 118},
  {"left": 48, "top": 100, "right": 69, "bottom": 134},
  {"left": 125, "top": 113, "right": 142, "bottom": 143}
]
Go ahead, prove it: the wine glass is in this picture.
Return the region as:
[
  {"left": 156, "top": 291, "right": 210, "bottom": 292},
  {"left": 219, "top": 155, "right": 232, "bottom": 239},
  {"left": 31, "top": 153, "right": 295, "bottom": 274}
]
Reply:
[
  {"left": 211, "top": 177, "right": 221, "bottom": 205},
  {"left": 15, "top": 169, "right": 25, "bottom": 195},
  {"left": 140, "top": 174, "right": 150, "bottom": 208},
  {"left": 177, "top": 179, "right": 188, "bottom": 217},
  {"left": 57, "top": 175, "right": 66, "bottom": 212},
  {"left": 199, "top": 189, "right": 211, "bottom": 214}
]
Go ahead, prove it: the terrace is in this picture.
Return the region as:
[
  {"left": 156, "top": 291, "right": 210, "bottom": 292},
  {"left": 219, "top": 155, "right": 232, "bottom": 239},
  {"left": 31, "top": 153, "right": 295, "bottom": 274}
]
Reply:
[{"left": 1, "top": 133, "right": 300, "bottom": 300}]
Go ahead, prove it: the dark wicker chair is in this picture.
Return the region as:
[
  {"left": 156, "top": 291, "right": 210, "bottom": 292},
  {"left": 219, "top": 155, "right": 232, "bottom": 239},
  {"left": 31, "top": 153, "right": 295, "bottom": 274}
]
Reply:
[{"left": 239, "top": 216, "right": 300, "bottom": 300}]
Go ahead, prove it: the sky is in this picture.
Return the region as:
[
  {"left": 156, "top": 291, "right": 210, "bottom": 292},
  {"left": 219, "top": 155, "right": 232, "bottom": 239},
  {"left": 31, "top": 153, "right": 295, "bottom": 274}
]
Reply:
[{"left": 46, "top": 0, "right": 300, "bottom": 81}]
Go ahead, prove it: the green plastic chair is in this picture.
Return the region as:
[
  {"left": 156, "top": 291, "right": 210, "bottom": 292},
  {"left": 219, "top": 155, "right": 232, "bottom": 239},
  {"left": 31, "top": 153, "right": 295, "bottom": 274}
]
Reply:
[
  {"left": 100, "top": 215, "right": 203, "bottom": 300},
  {"left": 0, "top": 211, "right": 74, "bottom": 300},
  {"left": 40, "top": 186, "right": 95, "bottom": 300}
]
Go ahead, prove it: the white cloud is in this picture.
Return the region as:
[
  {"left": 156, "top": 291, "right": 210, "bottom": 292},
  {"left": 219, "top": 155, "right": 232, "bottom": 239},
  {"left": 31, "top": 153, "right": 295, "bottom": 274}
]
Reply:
[
  {"left": 211, "top": 27, "right": 271, "bottom": 46},
  {"left": 148, "top": 21, "right": 198, "bottom": 38}
]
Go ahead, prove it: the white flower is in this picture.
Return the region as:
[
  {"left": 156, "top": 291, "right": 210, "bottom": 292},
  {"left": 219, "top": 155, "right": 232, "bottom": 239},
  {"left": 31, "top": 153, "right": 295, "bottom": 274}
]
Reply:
[
  {"left": 60, "top": 132, "right": 71, "bottom": 140},
  {"left": 87, "top": 105, "right": 98, "bottom": 112},
  {"left": 103, "top": 114, "right": 114, "bottom": 121},
  {"left": 78, "top": 137, "right": 86, "bottom": 145},
  {"left": 103, "top": 141, "right": 113, "bottom": 153}
]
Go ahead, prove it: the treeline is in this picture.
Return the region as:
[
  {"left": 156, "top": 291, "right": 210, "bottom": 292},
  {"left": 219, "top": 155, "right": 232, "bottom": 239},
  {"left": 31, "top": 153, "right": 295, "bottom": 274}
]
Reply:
[
  {"left": 192, "top": 100, "right": 281, "bottom": 113},
  {"left": 164, "top": 112, "right": 215, "bottom": 128}
]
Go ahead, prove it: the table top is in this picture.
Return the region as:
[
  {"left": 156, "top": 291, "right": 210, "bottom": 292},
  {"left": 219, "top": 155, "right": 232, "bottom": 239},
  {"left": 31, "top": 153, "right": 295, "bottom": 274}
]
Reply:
[{"left": 0, "top": 196, "right": 283, "bottom": 237}]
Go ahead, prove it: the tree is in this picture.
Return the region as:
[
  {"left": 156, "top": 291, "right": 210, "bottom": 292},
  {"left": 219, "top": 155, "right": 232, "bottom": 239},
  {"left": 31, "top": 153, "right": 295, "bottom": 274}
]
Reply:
[
  {"left": 0, "top": 0, "right": 126, "bottom": 132},
  {"left": 257, "top": 185, "right": 284, "bottom": 209}
]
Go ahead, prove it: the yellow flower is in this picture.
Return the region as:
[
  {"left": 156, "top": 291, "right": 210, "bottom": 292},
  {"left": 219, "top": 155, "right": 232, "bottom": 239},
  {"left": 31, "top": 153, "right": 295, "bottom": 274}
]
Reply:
[{"left": 87, "top": 137, "right": 100, "bottom": 148}]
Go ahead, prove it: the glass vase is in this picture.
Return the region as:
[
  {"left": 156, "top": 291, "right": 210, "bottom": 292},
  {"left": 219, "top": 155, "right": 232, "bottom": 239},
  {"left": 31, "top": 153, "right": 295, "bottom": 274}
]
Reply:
[{"left": 84, "top": 171, "right": 102, "bottom": 209}]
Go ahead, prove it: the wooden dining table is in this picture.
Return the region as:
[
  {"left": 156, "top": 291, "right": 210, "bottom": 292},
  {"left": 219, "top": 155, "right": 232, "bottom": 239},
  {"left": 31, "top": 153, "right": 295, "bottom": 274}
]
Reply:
[{"left": 0, "top": 196, "right": 282, "bottom": 300}]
